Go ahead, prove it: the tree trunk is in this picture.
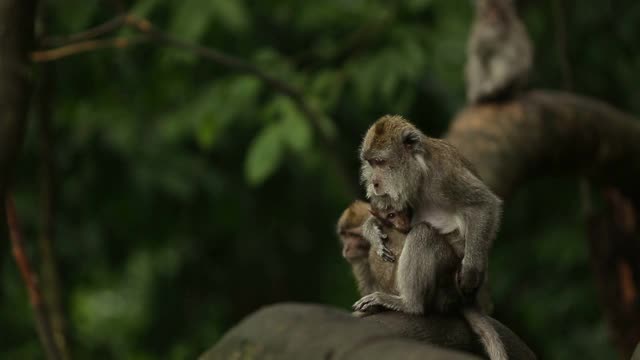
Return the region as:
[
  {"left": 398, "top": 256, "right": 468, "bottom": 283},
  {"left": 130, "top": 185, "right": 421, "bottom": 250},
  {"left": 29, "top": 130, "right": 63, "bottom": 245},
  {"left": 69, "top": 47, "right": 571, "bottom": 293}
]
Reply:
[{"left": 0, "top": 0, "right": 35, "bottom": 200}]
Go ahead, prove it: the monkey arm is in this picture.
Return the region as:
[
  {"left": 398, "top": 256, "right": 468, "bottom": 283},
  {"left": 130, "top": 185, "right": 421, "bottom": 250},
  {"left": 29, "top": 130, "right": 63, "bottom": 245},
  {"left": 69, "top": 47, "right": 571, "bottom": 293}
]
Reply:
[
  {"left": 362, "top": 215, "right": 396, "bottom": 263},
  {"left": 350, "top": 259, "right": 378, "bottom": 297},
  {"left": 445, "top": 170, "right": 503, "bottom": 294}
]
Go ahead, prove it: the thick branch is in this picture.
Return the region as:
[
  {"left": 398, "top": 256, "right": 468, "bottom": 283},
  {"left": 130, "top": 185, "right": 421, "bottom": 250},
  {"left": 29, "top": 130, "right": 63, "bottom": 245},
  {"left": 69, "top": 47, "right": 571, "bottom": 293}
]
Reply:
[
  {"left": 446, "top": 90, "right": 640, "bottom": 357},
  {"left": 200, "top": 303, "right": 536, "bottom": 360},
  {"left": 446, "top": 90, "right": 640, "bottom": 201}
]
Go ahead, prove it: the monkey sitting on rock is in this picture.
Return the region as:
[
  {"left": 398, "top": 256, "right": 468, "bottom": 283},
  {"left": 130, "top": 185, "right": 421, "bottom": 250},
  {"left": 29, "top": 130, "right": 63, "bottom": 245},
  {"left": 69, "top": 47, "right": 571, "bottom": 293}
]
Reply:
[
  {"left": 359, "top": 115, "right": 502, "bottom": 308},
  {"left": 337, "top": 201, "right": 506, "bottom": 360}
]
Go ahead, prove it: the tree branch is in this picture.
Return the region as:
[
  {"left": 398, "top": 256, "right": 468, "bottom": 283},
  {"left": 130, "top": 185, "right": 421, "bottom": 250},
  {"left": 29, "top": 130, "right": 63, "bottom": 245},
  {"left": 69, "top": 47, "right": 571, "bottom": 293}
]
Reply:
[
  {"left": 446, "top": 90, "right": 640, "bottom": 357},
  {"left": 6, "top": 196, "right": 61, "bottom": 360},
  {"left": 32, "top": 36, "right": 148, "bottom": 62},
  {"left": 40, "top": 15, "right": 127, "bottom": 47},
  {"left": 32, "top": 13, "right": 358, "bottom": 195},
  {"left": 446, "top": 90, "right": 640, "bottom": 201}
]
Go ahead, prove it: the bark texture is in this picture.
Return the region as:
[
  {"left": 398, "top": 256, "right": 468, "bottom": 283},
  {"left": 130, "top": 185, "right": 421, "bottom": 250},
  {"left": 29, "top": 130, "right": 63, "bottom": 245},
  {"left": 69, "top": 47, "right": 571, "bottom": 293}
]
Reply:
[{"left": 446, "top": 90, "right": 640, "bottom": 200}]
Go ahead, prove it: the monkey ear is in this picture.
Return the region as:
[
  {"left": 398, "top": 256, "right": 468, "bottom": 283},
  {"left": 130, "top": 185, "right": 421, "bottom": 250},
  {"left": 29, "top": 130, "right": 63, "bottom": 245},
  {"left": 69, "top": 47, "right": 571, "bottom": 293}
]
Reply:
[{"left": 402, "top": 130, "right": 420, "bottom": 151}]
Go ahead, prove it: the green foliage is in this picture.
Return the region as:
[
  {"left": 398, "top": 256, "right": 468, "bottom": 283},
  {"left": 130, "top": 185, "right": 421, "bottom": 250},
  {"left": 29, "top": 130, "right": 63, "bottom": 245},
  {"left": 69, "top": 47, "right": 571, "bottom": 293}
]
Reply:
[{"left": 2, "top": 0, "right": 637, "bottom": 359}]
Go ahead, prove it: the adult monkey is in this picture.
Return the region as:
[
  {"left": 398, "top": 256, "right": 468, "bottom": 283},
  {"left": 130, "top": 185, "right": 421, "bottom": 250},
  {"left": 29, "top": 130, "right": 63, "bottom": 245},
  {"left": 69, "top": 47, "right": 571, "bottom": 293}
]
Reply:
[
  {"left": 466, "top": 0, "right": 533, "bottom": 104},
  {"left": 358, "top": 115, "right": 502, "bottom": 313}
]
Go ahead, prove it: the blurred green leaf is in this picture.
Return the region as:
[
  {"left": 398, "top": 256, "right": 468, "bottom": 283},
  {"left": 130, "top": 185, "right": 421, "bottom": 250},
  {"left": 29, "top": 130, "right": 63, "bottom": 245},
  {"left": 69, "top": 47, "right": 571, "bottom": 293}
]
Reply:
[
  {"left": 265, "top": 96, "right": 312, "bottom": 152},
  {"left": 131, "top": 0, "right": 161, "bottom": 18},
  {"left": 245, "top": 123, "right": 285, "bottom": 185}
]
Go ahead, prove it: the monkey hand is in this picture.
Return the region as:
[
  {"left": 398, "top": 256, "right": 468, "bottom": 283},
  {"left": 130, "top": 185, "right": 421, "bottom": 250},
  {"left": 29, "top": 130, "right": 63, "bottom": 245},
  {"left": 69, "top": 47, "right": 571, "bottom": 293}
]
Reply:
[
  {"left": 458, "top": 261, "right": 484, "bottom": 296},
  {"left": 372, "top": 223, "right": 394, "bottom": 262},
  {"left": 376, "top": 243, "right": 395, "bottom": 263}
]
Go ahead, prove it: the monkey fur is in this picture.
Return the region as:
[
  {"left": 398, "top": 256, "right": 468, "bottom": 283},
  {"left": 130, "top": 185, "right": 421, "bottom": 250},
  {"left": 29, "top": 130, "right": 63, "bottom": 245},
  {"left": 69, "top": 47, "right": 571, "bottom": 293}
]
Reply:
[
  {"left": 338, "top": 201, "right": 507, "bottom": 360},
  {"left": 465, "top": 0, "right": 533, "bottom": 104},
  {"left": 359, "top": 115, "right": 502, "bottom": 304},
  {"left": 337, "top": 200, "right": 402, "bottom": 296}
]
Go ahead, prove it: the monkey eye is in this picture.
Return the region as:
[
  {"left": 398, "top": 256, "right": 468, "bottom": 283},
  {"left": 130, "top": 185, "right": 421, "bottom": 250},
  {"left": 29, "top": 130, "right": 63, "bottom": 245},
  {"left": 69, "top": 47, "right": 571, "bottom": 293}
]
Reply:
[
  {"left": 368, "top": 158, "right": 386, "bottom": 167},
  {"left": 387, "top": 213, "right": 396, "bottom": 220}
]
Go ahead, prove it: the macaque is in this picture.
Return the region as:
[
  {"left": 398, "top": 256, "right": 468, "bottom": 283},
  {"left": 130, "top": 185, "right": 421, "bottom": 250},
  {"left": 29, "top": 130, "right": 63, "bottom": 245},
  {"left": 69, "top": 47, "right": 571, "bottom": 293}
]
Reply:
[
  {"left": 355, "top": 205, "right": 507, "bottom": 360},
  {"left": 359, "top": 115, "right": 502, "bottom": 307},
  {"left": 465, "top": 0, "right": 533, "bottom": 104},
  {"left": 336, "top": 200, "right": 403, "bottom": 296}
]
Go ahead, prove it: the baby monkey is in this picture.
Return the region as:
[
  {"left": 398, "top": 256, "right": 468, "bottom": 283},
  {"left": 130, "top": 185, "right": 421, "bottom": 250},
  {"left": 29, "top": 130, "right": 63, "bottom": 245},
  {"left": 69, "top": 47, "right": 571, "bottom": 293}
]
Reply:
[
  {"left": 355, "top": 205, "right": 462, "bottom": 314},
  {"left": 354, "top": 204, "right": 507, "bottom": 360},
  {"left": 337, "top": 200, "right": 404, "bottom": 296}
]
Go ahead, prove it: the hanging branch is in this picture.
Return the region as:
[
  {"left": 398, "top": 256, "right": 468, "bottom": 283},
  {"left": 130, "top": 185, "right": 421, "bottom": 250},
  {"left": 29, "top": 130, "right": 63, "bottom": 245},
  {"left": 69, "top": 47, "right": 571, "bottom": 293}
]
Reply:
[{"left": 6, "top": 196, "right": 62, "bottom": 360}]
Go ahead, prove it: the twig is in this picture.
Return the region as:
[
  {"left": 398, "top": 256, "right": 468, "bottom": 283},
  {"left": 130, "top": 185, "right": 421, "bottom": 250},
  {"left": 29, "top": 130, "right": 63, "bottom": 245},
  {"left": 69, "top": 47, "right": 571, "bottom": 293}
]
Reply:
[
  {"left": 32, "top": 36, "right": 148, "bottom": 62},
  {"left": 41, "top": 15, "right": 127, "bottom": 47},
  {"left": 6, "top": 195, "right": 61, "bottom": 360}
]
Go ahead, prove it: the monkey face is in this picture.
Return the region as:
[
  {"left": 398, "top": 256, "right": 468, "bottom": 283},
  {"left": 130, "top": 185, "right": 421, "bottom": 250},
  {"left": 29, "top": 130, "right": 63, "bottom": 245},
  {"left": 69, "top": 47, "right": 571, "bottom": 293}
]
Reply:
[
  {"left": 339, "top": 228, "right": 370, "bottom": 261},
  {"left": 337, "top": 200, "right": 371, "bottom": 261},
  {"left": 388, "top": 210, "right": 412, "bottom": 233},
  {"left": 360, "top": 116, "right": 425, "bottom": 207},
  {"left": 370, "top": 206, "right": 412, "bottom": 234}
]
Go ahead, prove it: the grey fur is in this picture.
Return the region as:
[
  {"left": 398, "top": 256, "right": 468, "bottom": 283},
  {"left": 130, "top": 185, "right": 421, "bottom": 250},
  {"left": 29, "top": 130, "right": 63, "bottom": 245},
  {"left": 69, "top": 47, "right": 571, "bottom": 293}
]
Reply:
[
  {"left": 466, "top": 0, "right": 533, "bottom": 104},
  {"left": 353, "top": 219, "right": 507, "bottom": 360},
  {"left": 360, "top": 115, "right": 502, "bottom": 297}
]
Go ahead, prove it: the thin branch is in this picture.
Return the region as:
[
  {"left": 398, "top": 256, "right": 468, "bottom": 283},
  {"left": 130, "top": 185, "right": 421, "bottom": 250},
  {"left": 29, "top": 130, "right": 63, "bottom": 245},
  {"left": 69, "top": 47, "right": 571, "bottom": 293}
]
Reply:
[
  {"left": 41, "top": 15, "right": 127, "bottom": 47},
  {"left": 6, "top": 195, "right": 61, "bottom": 360},
  {"left": 32, "top": 36, "right": 148, "bottom": 62},
  {"left": 37, "top": 60, "right": 71, "bottom": 359}
]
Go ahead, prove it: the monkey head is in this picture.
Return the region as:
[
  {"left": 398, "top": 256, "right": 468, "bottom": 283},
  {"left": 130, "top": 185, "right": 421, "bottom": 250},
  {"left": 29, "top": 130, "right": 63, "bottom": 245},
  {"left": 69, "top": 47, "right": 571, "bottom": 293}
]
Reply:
[
  {"left": 337, "top": 200, "right": 371, "bottom": 262},
  {"left": 473, "top": 0, "right": 515, "bottom": 32},
  {"left": 369, "top": 205, "right": 412, "bottom": 234},
  {"left": 360, "top": 115, "right": 426, "bottom": 208}
]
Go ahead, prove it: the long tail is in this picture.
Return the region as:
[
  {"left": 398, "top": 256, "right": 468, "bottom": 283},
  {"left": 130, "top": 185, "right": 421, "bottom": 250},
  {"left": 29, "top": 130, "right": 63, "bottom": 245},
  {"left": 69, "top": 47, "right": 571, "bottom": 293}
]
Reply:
[{"left": 462, "top": 309, "right": 508, "bottom": 360}]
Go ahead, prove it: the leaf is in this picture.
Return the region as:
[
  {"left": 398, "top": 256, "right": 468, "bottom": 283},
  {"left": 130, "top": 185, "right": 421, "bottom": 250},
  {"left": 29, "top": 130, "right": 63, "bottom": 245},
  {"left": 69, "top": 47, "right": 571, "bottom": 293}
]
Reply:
[
  {"left": 308, "top": 70, "right": 342, "bottom": 111},
  {"left": 265, "top": 96, "right": 312, "bottom": 152},
  {"left": 170, "top": 0, "right": 214, "bottom": 42},
  {"left": 211, "top": 0, "right": 250, "bottom": 34},
  {"left": 131, "top": 0, "right": 160, "bottom": 18},
  {"left": 245, "top": 123, "right": 285, "bottom": 186}
]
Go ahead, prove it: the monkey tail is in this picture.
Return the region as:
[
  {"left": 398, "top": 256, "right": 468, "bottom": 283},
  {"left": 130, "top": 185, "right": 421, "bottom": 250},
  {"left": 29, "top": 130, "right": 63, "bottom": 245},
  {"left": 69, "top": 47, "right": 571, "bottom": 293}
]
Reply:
[{"left": 462, "top": 309, "right": 508, "bottom": 360}]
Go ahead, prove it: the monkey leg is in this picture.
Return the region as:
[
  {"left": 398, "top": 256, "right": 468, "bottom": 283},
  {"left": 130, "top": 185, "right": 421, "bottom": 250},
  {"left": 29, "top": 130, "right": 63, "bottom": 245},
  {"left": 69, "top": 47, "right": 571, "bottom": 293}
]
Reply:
[{"left": 353, "top": 223, "right": 442, "bottom": 315}]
